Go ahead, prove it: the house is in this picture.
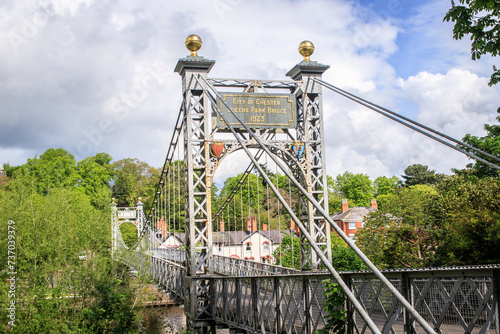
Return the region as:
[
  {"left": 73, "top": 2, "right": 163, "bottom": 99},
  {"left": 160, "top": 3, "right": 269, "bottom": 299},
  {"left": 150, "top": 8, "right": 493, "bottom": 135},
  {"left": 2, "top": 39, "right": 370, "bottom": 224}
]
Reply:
[
  {"left": 331, "top": 199, "right": 377, "bottom": 240},
  {"left": 161, "top": 232, "right": 185, "bottom": 248},
  {"left": 213, "top": 217, "right": 294, "bottom": 263},
  {"left": 158, "top": 216, "right": 296, "bottom": 264}
]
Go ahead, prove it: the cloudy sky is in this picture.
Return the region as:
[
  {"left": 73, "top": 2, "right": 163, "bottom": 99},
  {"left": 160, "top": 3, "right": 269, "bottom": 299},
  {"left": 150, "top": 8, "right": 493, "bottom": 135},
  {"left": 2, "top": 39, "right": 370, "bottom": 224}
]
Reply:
[{"left": 1, "top": 0, "right": 499, "bottom": 186}]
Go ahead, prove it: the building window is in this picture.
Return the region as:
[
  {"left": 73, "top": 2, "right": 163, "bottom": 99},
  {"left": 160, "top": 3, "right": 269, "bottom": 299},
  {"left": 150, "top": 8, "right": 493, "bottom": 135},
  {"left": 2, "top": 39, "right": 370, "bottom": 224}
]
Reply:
[
  {"left": 262, "top": 241, "right": 270, "bottom": 252},
  {"left": 349, "top": 234, "right": 356, "bottom": 241},
  {"left": 218, "top": 244, "right": 222, "bottom": 252},
  {"left": 349, "top": 222, "right": 356, "bottom": 230},
  {"left": 245, "top": 242, "right": 251, "bottom": 252}
]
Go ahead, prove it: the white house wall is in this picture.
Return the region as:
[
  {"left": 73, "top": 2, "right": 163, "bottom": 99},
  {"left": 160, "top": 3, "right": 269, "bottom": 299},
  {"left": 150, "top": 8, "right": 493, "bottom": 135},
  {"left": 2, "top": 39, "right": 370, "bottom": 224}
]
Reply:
[{"left": 212, "top": 232, "right": 279, "bottom": 262}]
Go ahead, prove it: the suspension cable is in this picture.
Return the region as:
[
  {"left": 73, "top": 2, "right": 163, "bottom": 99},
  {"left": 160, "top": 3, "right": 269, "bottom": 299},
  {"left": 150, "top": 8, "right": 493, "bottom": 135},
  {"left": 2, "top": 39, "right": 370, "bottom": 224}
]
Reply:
[
  {"left": 198, "top": 75, "right": 383, "bottom": 333},
  {"left": 314, "top": 78, "right": 500, "bottom": 170},
  {"left": 289, "top": 176, "right": 294, "bottom": 269},
  {"left": 196, "top": 73, "right": 437, "bottom": 334}
]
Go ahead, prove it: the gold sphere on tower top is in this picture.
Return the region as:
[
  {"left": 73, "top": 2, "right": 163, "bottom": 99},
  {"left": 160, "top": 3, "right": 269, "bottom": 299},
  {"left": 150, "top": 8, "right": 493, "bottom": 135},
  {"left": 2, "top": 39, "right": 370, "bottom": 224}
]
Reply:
[
  {"left": 185, "top": 34, "right": 202, "bottom": 56},
  {"left": 298, "top": 40, "right": 314, "bottom": 61}
]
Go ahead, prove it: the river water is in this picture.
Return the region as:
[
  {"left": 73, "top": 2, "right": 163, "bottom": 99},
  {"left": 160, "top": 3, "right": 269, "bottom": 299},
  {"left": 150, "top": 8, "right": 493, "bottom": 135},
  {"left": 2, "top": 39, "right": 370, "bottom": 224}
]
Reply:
[
  {"left": 140, "top": 305, "right": 186, "bottom": 334},
  {"left": 140, "top": 305, "right": 230, "bottom": 334}
]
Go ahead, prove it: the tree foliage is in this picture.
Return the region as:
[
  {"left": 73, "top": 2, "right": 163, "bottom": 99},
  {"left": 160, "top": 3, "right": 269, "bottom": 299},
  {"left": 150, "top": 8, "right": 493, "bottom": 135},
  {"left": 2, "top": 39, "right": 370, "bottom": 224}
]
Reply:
[
  {"left": 459, "top": 113, "right": 500, "bottom": 178},
  {"left": 434, "top": 174, "right": 500, "bottom": 265},
  {"left": 401, "top": 164, "right": 445, "bottom": 186},
  {"left": 274, "top": 234, "right": 365, "bottom": 271},
  {"left": 444, "top": 1, "right": 500, "bottom": 178},
  {"left": 332, "top": 172, "right": 374, "bottom": 207},
  {"left": 0, "top": 149, "right": 139, "bottom": 333},
  {"left": 444, "top": 0, "right": 500, "bottom": 86},
  {"left": 357, "top": 174, "right": 500, "bottom": 268},
  {"left": 216, "top": 171, "right": 299, "bottom": 231},
  {"left": 112, "top": 158, "right": 160, "bottom": 211},
  {"left": 356, "top": 185, "right": 441, "bottom": 268}
]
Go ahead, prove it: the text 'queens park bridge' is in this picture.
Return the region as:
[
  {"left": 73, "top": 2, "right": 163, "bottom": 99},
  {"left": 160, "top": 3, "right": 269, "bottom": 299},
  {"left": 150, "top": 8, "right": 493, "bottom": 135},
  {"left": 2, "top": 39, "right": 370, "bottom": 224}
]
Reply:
[{"left": 111, "top": 35, "right": 500, "bottom": 334}]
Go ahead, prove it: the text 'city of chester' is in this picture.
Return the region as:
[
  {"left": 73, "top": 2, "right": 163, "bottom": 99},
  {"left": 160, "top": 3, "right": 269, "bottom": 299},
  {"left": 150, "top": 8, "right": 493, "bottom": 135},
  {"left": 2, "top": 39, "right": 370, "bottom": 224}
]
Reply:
[{"left": 217, "top": 93, "right": 296, "bottom": 129}]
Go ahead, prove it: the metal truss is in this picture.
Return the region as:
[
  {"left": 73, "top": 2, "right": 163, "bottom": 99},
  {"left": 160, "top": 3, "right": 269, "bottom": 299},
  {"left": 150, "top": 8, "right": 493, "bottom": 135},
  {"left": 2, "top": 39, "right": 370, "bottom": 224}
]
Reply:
[
  {"left": 212, "top": 255, "right": 299, "bottom": 277},
  {"left": 208, "top": 78, "right": 296, "bottom": 90},
  {"left": 111, "top": 203, "right": 143, "bottom": 255},
  {"left": 206, "top": 267, "right": 499, "bottom": 334},
  {"left": 293, "top": 73, "right": 332, "bottom": 271}
]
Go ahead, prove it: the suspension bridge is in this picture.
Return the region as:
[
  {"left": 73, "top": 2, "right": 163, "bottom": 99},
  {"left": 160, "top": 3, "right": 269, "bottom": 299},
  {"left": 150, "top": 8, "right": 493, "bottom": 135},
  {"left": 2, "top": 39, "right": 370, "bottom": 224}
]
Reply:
[{"left": 111, "top": 35, "right": 500, "bottom": 334}]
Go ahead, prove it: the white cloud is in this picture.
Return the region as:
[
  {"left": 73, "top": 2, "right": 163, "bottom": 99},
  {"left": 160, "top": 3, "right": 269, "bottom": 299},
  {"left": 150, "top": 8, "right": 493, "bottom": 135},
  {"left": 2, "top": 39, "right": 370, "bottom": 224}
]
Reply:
[{"left": 0, "top": 0, "right": 498, "bottom": 185}]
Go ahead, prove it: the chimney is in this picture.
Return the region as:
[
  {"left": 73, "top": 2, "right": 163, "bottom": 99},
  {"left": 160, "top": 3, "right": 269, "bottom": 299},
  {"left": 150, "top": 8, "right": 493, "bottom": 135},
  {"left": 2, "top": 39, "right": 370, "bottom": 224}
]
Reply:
[
  {"left": 289, "top": 219, "right": 295, "bottom": 231},
  {"left": 341, "top": 199, "right": 348, "bottom": 213},
  {"left": 370, "top": 199, "right": 378, "bottom": 210},
  {"left": 160, "top": 218, "right": 166, "bottom": 237},
  {"left": 263, "top": 223, "right": 268, "bottom": 231},
  {"left": 219, "top": 220, "right": 225, "bottom": 232},
  {"left": 251, "top": 216, "right": 258, "bottom": 232},
  {"left": 246, "top": 217, "right": 251, "bottom": 231}
]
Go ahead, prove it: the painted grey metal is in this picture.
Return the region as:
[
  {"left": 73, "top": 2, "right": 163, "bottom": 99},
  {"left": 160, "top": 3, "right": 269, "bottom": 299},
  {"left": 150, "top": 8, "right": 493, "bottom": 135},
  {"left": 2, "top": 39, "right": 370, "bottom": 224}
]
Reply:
[
  {"left": 212, "top": 254, "right": 299, "bottom": 276},
  {"left": 196, "top": 73, "right": 383, "bottom": 333},
  {"left": 196, "top": 74, "right": 438, "bottom": 333},
  {"left": 112, "top": 220, "right": 499, "bottom": 334},
  {"left": 208, "top": 78, "right": 296, "bottom": 89},
  {"left": 175, "top": 55, "right": 216, "bottom": 331},
  {"left": 287, "top": 61, "right": 332, "bottom": 271},
  {"left": 206, "top": 268, "right": 499, "bottom": 334}
]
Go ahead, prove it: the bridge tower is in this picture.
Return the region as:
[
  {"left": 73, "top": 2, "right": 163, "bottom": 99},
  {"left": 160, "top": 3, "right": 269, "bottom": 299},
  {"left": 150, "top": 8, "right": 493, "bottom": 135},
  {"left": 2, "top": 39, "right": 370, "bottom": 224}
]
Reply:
[
  {"left": 287, "top": 41, "right": 332, "bottom": 270},
  {"left": 175, "top": 35, "right": 332, "bottom": 332},
  {"left": 174, "top": 35, "right": 216, "bottom": 332}
]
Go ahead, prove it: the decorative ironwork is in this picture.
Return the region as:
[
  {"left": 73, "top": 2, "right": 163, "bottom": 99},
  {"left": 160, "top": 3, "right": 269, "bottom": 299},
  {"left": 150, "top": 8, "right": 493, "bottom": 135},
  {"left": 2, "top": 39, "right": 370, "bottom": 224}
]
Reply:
[{"left": 210, "top": 142, "right": 225, "bottom": 159}]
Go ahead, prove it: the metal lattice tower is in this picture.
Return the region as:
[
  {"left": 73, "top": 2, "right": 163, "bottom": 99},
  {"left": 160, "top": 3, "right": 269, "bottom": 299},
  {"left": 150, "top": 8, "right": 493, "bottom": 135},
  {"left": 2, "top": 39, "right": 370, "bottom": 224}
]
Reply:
[
  {"left": 174, "top": 36, "right": 333, "bottom": 331},
  {"left": 286, "top": 42, "right": 332, "bottom": 270},
  {"left": 174, "top": 36, "right": 216, "bottom": 330}
]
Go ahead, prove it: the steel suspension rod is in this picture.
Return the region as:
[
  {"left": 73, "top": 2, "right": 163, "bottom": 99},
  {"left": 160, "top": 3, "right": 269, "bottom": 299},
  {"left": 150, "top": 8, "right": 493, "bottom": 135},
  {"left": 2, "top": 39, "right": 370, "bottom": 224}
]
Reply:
[
  {"left": 314, "top": 78, "right": 500, "bottom": 171},
  {"left": 198, "top": 74, "right": 437, "bottom": 334},
  {"left": 198, "top": 75, "right": 383, "bottom": 334}
]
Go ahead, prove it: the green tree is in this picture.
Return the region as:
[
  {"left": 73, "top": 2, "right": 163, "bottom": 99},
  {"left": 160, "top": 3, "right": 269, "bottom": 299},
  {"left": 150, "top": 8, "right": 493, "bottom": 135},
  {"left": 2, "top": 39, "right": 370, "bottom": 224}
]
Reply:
[
  {"left": 334, "top": 172, "right": 374, "bottom": 207},
  {"left": 274, "top": 234, "right": 301, "bottom": 269},
  {"left": 401, "top": 164, "right": 445, "bottom": 186},
  {"left": 458, "top": 116, "right": 500, "bottom": 178},
  {"left": 216, "top": 171, "right": 298, "bottom": 232},
  {"left": 274, "top": 234, "right": 365, "bottom": 272},
  {"left": 356, "top": 185, "right": 441, "bottom": 268},
  {"left": 444, "top": 1, "right": 500, "bottom": 178},
  {"left": 374, "top": 175, "right": 400, "bottom": 196},
  {"left": 0, "top": 150, "right": 140, "bottom": 333},
  {"left": 12, "top": 148, "right": 78, "bottom": 194},
  {"left": 444, "top": 0, "right": 500, "bottom": 86},
  {"left": 434, "top": 174, "right": 500, "bottom": 265},
  {"left": 373, "top": 175, "right": 400, "bottom": 210},
  {"left": 112, "top": 158, "right": 160, "bottom": 211},
  {"left": 120, "top": 222, "right": 140, "bottom": 249},
  {"left": 76, "top": 153, "right": 114, "bottom": 209}
]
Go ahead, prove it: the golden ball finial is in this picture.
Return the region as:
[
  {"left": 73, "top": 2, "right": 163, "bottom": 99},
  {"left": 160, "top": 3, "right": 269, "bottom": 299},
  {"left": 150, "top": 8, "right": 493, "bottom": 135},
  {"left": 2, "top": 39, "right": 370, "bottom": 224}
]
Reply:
[
  {"left": 298, "top": 40, "right": 314, "bottom": 61},
  {"left": 185, "top": 34, "right": 202, "bottom": 57},
  {"left": 112, "top": 197, "right": 115, "bottom": 203},
  {"left": 138, "top": 197, "right": 142, "bottom": 203}
]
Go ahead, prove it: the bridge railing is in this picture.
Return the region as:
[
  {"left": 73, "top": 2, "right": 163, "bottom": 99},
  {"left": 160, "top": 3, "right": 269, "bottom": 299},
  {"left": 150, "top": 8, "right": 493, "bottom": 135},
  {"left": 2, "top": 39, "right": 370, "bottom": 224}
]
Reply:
[
  {"left": 152, "top": 248, "right": 186, "bottom": 263},
  {"left": 149, "top": 255, "right": 186, "bottom": 304},
  {"left": 202, "top": 266, "right": 499, "bottom": 334},
  {"left": 212, "top": 255, "right": 299, "bottom": 276}
]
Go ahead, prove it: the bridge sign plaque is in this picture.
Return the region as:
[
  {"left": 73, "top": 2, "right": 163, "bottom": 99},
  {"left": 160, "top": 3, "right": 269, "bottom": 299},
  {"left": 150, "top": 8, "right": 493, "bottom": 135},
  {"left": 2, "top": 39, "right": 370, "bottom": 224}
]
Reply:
[
  {"left": 217, "top": 93, "right": 296, "bottom": 129},
  {"left": 118, "top": 210, "right": 136, "bottom": 220}
]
